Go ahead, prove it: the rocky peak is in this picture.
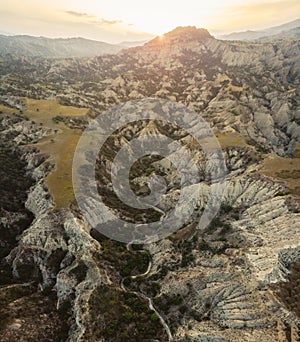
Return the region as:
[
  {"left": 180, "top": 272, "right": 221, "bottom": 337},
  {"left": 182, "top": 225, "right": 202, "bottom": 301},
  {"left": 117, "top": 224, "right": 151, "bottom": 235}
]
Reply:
[
  {"left": 138, "top": 120, "right": 162, "bottom": 137},
  {"left": 145, "top": 26, "right": 213, "bottom": 47}
]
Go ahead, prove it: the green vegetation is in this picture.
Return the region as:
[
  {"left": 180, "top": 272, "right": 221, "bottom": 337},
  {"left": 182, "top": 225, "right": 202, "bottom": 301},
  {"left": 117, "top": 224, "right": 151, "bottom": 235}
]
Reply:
[
  {"left": 0, "top": 285, "right": 70, "bottom": 340},
  {"left": 0, "top": 145, "right": 34, "bottom": 261},
  {"left": 153, "top": 291, "right": 191, "bottom": 329},
  {"left": 91, "top": 230, "right": 149, "bottom": 278},
  {"left": 199, "top": 241, "right": 210, "bottom": 251},
  {"left": 207, "top": 217, "right": 223, "bottom": 232},
  {"left": 83, "top": 285, "right": 164, "bottom": 341},
  {"left": 52, "top": 115, "right": 66, "bottom": 124},
  {"left": 276, "top": 170, "right": 300, "bottom": 180},
  {"left": 150, "top": 313, "right": 160, "bottom": 321},
  {"left": 272, "top": 261, "right": 300, "bottom": 318},
  {"left": 129, "top": 154, "right": 165, "bottom": 180}
]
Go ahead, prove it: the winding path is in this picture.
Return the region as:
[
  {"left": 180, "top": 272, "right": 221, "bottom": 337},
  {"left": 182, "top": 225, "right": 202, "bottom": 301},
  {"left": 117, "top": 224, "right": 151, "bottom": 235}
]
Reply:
[{"left": 121, "top": 242, "right": 173, "bottom": 341}]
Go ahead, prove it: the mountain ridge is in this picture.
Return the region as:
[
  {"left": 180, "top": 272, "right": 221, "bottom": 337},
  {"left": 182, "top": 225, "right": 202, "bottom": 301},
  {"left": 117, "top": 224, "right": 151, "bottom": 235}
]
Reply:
[
  {"left": 146, "top": 26, "right": 213, "bottom": 45},
  {"left": 220, "top": 18, "right": 300, "bottom": 41},
  {"left": 1, "top": 20, "right": 299, "bottom": 59},
  {"left": 0, "top": 34, "right": 133, "bottom": 58}
]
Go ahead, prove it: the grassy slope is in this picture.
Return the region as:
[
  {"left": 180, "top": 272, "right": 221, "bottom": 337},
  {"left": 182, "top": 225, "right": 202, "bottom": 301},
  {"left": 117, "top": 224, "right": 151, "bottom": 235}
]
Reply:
[
  {"left": 0, "top": 105, "right": 16, "bottom": 114},
  {"left": 215, "top": 132, "right": 249, "bottom": 148},
  {"left": 260, "top": 143, "right": 300, "bottom": 198},
  {"left": 216, "top": 130, "right": 300, "bottom": 199},
  {"left": 23, "top": 99, "right": 88, "bottom": 208}
]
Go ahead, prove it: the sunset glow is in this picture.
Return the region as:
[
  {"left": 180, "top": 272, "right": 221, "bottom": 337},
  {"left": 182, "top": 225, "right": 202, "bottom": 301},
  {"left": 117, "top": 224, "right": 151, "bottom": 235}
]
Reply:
[{"left": 0, "top": 0, "right": 299, "bottom": 42}]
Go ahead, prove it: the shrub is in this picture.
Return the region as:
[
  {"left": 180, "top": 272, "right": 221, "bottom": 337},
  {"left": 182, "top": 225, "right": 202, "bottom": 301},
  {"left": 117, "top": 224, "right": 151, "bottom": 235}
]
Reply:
[
  {"left": 231, "top": 213, "right": 240, "bottom": 220},
  {"left": 151, "top": 282, "right": 161, "bottom": 295},
  {"left": 221, "top": 204, "right": 233, "bottom": 214},
  {"left": 122, "top": 311, "right": 133, "bottom": 321},
  {"left": 150, "top": 313, "right": 160, "bottom": 321},
  {"left": 220, "top": 223, "right": 231, "bottom": 234},
  {"left": 199, "top": 241, "right": 210, "bottom": 251}
]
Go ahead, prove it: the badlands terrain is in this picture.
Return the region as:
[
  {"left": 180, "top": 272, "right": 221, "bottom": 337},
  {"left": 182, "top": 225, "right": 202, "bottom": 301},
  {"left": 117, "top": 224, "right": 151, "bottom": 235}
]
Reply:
[{"left": 0, "top": 26, "right": 300, "bottom": 341}]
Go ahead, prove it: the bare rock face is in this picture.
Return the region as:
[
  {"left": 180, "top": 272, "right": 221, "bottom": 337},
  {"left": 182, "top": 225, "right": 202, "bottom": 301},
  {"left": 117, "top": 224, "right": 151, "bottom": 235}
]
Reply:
[
  {"left": 145, "top": 26, "right": 213, "bottom": 49},
  {"left": 141, "top": 147, "right": 300, "bottom": 341},
  {"left": 7, "top": 208, "right": 110, "bottom": 341},
  {"left": 2, "top": 30, "right": 299, "bottom": 156},
  {"left": 0, "top": 26, "right": 300, "bottom": 341},
  {"left": 0, "top": 114, "right": 111, "bottom": 341},
  {"left": 25, "top": 181, "right": 54, "bottom": 216},
  {"left": 3, "top": 145, "right": 111, "bottom": 341},
  {"left": 0, "top": 115, "right": 54, "bottom": 145}
]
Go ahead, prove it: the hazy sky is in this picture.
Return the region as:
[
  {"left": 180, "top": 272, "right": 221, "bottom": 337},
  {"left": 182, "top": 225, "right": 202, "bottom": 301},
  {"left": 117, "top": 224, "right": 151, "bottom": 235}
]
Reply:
[{"left": 0, "top": 0, "right": 299, "bottom": 43}]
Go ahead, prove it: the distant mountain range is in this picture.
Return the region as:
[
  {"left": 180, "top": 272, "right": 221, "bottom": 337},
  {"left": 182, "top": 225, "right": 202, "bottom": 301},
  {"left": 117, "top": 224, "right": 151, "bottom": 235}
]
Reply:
[
  {"left": 118, "top": 39, "right": 150, "bottom": 48},
  {"left": 0, "top": 35, "right": 148, "bottom": 58},
  {"left": 220, "top": 18, "right": 300, "bottom": 41},
  {"left": 259, "top": 27, "right": 300, "bottom": 41},
  {"left": 0, "top": 19, "right": 299, "bottom": 59}
]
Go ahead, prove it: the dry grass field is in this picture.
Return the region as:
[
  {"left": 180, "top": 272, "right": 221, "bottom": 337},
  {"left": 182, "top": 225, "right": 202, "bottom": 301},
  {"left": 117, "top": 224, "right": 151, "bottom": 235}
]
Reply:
[
  {"left": 260, "top": 143, "right": 300, "bottom": 198},
  {"left": 23, "top": 99, "right": 89, "bottom": 208},
  {"left": 215, "top": 132, "right": 249, "bottom": 148}
]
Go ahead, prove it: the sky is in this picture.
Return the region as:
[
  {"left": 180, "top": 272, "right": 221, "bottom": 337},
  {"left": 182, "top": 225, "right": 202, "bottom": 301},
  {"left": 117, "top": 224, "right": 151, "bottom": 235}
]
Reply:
[{"left": 0, "top": 0, "right": 299, "bottom": 43}]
